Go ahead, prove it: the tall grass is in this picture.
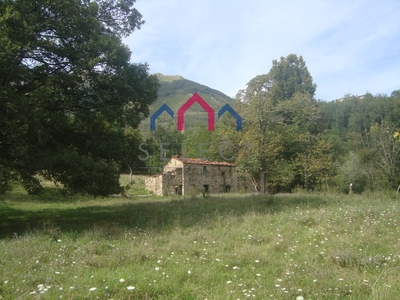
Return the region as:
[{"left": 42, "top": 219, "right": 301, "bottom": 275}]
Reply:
[{"left": 0, "top": 181, "right": 399, "bottom": 299}]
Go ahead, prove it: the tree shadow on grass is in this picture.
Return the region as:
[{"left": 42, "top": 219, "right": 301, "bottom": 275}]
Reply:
[
  {"left": 0, "top": 193, "right": 335, "bottom": 239},
  {"left": 3, "top": 186, "right": 92, "bottom": 203}
]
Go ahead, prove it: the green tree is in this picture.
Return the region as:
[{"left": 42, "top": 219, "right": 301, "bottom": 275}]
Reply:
[
  {"left": 369, "top": 122, "right": 400, "bottom": 189},
  {"left": 0, "top": 0, "right": 159, "bottom": 196},
  {"left": 122, "top": 127, "right": 146, "bottom": 179},
  {"left": 208, "top": 110, "right": 242, "bottom": 163},
  {"left": 334, "top": 151, "right": 367, "bottom": 193},
  {"left": 235, "top": 55, "right": 325, "bottom": 193},
  {"left": 141, "top": 124, "right": 184, "bottom": 173},
  {"left": 318, "top": 90, "right": 400, "bottom": 193},
  {"left": 235, "top": 76, "right": 272, "bottom": 193},
  {"left": 182, "top": 125, "right": 213, "bottom": 159},
  {"left": 268, "top": 54, "right": 316, "bottom": 102},
  {"left": 279, "top": 93, "right": 332, "bottom": 190}
]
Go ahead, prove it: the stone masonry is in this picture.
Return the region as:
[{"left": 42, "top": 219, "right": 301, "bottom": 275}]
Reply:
[{"left": 145, "top": 156, "right": 254, "bottom": 196}]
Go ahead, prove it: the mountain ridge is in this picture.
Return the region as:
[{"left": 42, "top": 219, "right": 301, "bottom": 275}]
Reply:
[{"left": 145, "top": 73, "right": 236, "bottom": 129}]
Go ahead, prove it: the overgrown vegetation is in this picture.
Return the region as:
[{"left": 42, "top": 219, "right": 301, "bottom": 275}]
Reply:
[
  {"left": 0, "top": 0, "right": 159, "bottom": 197},
  {"left": 141, "top": 55, "right": 400, "bottom": 195},
  {"left": 1, "top": 179, "right": 399, "bottom": 299}
]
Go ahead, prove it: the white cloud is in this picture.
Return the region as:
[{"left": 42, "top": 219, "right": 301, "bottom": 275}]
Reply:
[{"left": 125, "top": 0, "right": 400, "bottom": 100}]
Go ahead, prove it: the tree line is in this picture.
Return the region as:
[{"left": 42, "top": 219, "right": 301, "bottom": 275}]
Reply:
[
  {"left": 144, "top": 55, "right": 400, "bottom": 194},
  {"left": 2, "top": 1, "right": 399, "bottom": 196}
]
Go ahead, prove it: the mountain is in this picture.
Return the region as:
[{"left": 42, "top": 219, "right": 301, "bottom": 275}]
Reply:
[{"left": 145, "top": 73, "right": 235, "bottom": 129}]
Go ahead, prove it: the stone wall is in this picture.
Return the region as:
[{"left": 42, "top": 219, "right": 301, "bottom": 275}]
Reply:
[
  {"left": 161, "top": 168, "right": 183, "bottom": 196},
  {"left": 145, "top": 168, "right": 183, "bottom": 196},
  {"left": 181, "top": 164, "right": 255, "bottom": 195},
  {"left": 145, "top": 156, "right": 256, "bottom": 196},
  {"left": 164, "top": 158, "right": 184, "bottom": 172},
  {"left": 145, "top": 174, "right": 163, "bottom": 196},
  {"left": 183, "top": 164, "right": 235, "bottom": 195}
]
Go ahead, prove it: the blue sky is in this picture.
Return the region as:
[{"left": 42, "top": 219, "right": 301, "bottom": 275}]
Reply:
[{"left": 124, "top": 0, "right": 400, "bottom": 101}]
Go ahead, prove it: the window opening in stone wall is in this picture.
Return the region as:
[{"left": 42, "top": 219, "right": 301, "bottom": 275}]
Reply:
[
  {"left": 203, "top": 166, "right": 207, "bottom": 173},
  {"left": 203, "top": 184, "right": 209, "bottom": 192},
  {"left": 225, "top": 185, "right": 231, "bottom": 192},
  {"left": 175, "top": 185, "right": 182, "bottom": 195}
]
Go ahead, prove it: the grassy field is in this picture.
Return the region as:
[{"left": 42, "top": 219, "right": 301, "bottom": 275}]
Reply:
[{"left": 0, "top": 177, "right": 399, "bottom": 299}]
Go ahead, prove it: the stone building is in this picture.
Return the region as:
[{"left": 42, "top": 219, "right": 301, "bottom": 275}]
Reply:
[{"left": 145, "top": 156, "right": 254, "bottom": 196}]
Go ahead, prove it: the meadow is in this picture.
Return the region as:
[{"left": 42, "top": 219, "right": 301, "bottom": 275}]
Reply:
[{"left": 0, "top": 176, "right": 399, "bottom": 299}]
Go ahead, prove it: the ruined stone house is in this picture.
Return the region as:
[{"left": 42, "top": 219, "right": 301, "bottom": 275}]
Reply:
[{"left": 145, "top": 156, "right": 254, "bottom": 196}]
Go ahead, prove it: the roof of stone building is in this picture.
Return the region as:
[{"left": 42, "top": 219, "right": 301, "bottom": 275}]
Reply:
[{"left": 171, "top": 155, "right": 236, "bottom": 167}]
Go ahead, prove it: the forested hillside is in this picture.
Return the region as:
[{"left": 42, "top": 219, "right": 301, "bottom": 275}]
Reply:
[
  {"left": 138, "top": 55, "right": 400, "bottom": 195},
  {"left": 154, "top": 73, "right": 233, "bottom": 111},
  {"left": 139, "top": 73, "right": 234, "bottom": 131},
  {"left": 318, "top": 91, "right": 400, "bottom": 193}
]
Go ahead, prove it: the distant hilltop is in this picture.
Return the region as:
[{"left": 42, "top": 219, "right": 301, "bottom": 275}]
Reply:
[
  {"left": 335, "top": 94, "right": 367, "bottom": 102},
  {"left": 154, "top": 73, "right": 185, "bottom": 82},
  {"left": 143, "top": 73, "right": 235, "bottom": 129}
]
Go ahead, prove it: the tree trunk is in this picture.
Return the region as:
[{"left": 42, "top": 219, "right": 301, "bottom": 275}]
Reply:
[
  {"left": 126, "top": 163, "right": 133, "bottom": 184},
  {"left": 247, "top": 174, "right": 259, "bottom": 192},
  {"left": 259, "top": 170, "right": 267, "bottom": 194}
]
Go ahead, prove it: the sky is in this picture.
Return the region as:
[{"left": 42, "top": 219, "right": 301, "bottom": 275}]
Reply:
[{"left": 124, "top": 0, "right": 400, "bottom": 101}]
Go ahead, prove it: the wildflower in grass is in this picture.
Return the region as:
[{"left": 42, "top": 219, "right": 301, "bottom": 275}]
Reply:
[
  {"left": 119, "top": 278, "right": 125, "bottom": 283},
  {"left": 127, "top": 286, "right": 135, "bottom": 290},
  {"left": 233, "top": 266, "right": 239, "bottom": 270},
  {"left": 296, "top": 296, "right": 304, "bottom": 300},
  {"left": 188, "top": 270, "right": 192, "bottom": 274},
  {"left": 226, "top": 281, "right": 232, "bottom": 284},
  {"left": 256, "top": 274, "right": 261, "bottom": 277},
  {"left": 155, "top": 267, "right": 160, "bottom": 271},
  {"left": 255, "top": 260, "right": 259, "bottom": 263},
  {"left": 89, "top": 287, "right": 97, "bottom": 292}
]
